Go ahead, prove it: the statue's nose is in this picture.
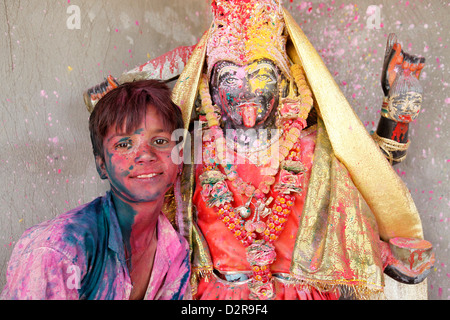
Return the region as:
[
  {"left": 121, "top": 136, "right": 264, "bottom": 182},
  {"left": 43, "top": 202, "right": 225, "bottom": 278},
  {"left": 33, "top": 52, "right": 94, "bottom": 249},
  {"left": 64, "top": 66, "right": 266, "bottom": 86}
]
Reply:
[{"left": 238, "top": 81, "right": 256, "bottom": 101}]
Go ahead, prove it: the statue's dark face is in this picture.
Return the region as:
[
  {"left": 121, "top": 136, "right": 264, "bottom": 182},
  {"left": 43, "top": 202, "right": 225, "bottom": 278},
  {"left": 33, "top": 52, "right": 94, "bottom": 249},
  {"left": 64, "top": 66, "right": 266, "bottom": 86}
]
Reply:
[{"left": 210, "top": 59, "right": 281, "bottom": 129}]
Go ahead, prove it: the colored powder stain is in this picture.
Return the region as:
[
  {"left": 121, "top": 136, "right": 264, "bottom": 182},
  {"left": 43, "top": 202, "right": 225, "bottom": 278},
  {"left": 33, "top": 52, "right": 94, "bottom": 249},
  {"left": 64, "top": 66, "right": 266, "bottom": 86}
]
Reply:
[{"left": 49, "top": 137, "right": 59, "bottom": 144}]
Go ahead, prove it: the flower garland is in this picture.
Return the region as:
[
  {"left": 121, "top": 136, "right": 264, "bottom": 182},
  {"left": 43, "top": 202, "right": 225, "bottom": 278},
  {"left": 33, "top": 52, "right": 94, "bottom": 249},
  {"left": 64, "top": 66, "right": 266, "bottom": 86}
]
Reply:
[{"left": 198, "top": 64, "right": 313, "bottom": 300}]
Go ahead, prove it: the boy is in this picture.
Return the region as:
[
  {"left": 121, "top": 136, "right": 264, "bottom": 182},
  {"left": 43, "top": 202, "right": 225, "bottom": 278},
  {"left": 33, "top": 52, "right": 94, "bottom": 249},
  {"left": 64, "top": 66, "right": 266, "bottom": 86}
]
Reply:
[{"left": 1, "top": 80, "right": 190, "bottom": 300}]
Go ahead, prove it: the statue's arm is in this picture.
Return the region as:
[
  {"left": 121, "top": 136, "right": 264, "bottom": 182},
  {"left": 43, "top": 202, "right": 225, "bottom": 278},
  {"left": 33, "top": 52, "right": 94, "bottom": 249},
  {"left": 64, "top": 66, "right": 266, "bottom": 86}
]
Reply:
[
  {"left": 83, "top": 44, "right": 196, "bottom": 112},
  {"left": 380, "top": 237, "right": 434, "bottom": 284},
  {"left": 374, "top": 35, "right": 434, "bottom": 285},
  {"left": 373, "top": 33, "right": 425, "bottom": 165}
]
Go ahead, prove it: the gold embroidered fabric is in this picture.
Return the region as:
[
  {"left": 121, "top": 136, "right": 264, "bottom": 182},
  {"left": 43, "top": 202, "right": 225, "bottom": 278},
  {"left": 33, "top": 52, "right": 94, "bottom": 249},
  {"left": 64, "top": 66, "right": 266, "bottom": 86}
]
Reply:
[
  {"left": 290, "top": 119, "right": 384, "bottom": 294},
  {"left": 172, "top": 30, "right": 210, "bottom": 133}
]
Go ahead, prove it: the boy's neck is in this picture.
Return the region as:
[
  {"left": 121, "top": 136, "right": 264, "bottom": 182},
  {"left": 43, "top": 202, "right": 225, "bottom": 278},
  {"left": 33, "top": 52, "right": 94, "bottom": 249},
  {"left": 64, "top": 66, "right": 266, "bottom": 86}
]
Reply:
[{"left": 110, "top": 191, "right": 162, "bottom": 255}]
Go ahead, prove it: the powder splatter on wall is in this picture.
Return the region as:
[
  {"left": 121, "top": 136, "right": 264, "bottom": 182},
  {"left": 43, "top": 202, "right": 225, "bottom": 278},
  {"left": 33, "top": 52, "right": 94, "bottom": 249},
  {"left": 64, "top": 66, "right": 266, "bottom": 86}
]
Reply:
[{"left": 0, "top": 0, "right": 448, "bottom": 299}]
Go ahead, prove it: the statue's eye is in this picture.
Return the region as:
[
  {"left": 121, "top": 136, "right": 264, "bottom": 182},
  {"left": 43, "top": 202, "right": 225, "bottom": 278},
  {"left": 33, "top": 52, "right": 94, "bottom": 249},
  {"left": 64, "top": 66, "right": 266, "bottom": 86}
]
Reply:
[{"left": 224, "top": 77, "right": 238, "bottom": 85}]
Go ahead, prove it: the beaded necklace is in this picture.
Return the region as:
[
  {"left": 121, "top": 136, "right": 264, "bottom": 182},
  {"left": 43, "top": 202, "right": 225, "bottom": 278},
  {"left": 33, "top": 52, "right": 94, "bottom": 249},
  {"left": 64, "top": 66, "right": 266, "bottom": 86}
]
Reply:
[{"left": 198, "top": 64, "right": 313, "bottom": 300}]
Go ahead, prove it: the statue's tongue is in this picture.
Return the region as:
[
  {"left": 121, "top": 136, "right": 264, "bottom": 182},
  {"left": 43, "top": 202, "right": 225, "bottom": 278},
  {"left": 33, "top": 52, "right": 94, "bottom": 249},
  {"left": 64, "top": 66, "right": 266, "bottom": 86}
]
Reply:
[{"left": 239, "top": 104, "right": 257, "bottom": 128}]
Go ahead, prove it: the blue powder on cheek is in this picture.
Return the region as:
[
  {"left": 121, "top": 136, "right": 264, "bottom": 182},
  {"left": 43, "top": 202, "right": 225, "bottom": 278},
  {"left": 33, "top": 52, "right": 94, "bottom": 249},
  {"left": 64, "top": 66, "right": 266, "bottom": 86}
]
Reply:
[{"left": 105, "top": 151, "right": 121, "bottom": 182}]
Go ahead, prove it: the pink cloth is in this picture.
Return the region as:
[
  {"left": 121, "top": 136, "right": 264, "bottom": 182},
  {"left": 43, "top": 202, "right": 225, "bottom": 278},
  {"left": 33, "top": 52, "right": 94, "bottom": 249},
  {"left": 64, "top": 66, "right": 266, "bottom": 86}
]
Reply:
[
  {"left": 197, "top": 274, "right": 339, "bottom": 300},
  {"left": 1, "top": 192, "right": 190, "bottom": 300}
]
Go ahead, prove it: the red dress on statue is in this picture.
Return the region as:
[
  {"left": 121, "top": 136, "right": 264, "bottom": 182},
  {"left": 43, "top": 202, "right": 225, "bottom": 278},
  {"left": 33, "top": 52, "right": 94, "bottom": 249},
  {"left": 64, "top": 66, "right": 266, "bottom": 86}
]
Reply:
[{"left": 193, "top": 127, "right": 339, "bottom": 300}]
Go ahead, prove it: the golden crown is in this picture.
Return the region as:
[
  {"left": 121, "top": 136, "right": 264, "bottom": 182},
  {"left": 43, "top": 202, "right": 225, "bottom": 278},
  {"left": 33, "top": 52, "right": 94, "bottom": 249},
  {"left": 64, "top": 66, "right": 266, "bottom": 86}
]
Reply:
[{"left": 207, "top": 0, "right": 290, "bottom": 77}]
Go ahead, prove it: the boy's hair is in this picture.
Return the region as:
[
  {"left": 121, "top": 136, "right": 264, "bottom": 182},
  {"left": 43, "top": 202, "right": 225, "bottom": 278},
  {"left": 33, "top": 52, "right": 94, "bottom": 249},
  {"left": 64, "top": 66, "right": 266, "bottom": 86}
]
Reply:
[{"left": 89, "top": 79, "right": 184, "bottom": 160}]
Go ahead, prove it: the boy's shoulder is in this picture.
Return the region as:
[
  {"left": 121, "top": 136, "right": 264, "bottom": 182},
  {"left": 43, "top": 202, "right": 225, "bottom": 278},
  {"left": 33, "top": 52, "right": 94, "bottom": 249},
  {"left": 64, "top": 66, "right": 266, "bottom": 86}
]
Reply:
[{"left": 13, "top": 195, "right": 108, "bottom": 261}]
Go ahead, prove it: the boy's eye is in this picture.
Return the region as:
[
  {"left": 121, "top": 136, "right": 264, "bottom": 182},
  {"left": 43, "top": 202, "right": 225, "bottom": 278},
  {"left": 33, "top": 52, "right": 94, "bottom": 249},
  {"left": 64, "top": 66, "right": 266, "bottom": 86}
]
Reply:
[
  {"left": 153, "top": 138, "right": 169, "bottom": 146},
  {"left": 114, "top": 140, "right": 132, "bottom": 150}
]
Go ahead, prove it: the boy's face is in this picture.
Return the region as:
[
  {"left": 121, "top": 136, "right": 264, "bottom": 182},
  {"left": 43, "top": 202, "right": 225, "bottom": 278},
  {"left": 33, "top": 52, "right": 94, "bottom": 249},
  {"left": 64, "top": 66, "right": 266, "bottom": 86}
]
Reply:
[{"left": 96, "top": 105, "right": 180, "bottom": 204}]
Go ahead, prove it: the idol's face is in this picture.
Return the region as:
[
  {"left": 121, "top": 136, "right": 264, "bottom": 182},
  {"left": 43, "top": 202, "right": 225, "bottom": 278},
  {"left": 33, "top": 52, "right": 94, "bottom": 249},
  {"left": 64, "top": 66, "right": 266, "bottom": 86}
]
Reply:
[
  {"left": 96, "top": 105, "right": 179, "bottom": 204},
  {"left": 210, "top": 59, "right": 281, "bottom": 129}
]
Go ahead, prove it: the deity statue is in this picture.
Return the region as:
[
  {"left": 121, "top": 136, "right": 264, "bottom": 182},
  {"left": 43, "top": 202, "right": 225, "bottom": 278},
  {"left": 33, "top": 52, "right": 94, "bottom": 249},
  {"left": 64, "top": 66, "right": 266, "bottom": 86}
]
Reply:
[{"left": 84, "top": 0, "right": 434, "bottom": 300}]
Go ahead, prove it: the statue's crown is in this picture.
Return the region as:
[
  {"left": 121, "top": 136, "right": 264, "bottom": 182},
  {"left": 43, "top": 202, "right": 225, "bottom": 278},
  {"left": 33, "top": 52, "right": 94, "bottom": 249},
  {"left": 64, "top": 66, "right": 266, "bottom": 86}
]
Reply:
[{"left": 207, "top": 0, "right": 290, "bottom": 76}]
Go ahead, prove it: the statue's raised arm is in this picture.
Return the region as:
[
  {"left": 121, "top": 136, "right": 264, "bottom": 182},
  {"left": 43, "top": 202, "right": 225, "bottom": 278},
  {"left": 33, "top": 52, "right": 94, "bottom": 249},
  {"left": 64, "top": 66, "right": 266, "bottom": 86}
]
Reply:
[
  {"left": 83, "top": 44, "right": 196, "bottom": 113},
  {"left": 373, "top": 33, "right": 426, "bottom": 165}
]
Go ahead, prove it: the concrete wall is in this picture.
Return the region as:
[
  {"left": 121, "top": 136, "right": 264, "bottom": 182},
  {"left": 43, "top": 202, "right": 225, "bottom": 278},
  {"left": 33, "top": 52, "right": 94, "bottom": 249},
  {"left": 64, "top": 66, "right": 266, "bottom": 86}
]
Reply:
[{"left": 0, "top": 0, "right": 448, "bottom": 300}]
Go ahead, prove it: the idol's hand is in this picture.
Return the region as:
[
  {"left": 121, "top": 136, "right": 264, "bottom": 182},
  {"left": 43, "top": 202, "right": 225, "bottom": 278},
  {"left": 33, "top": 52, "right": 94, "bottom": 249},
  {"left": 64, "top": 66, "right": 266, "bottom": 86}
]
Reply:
[
  {"left": 381, "top": 237, "right": 434, "bottom": 285},
  {"left": 381, "top": 33, "right": 425, "bottom": 97}
]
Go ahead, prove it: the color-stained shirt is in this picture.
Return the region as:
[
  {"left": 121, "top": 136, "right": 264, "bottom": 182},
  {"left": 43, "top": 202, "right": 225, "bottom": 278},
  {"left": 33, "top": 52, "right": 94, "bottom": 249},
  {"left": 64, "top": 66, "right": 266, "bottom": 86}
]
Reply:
[{"left": 1, "top": 191, "right": 191, "bottom": 300}]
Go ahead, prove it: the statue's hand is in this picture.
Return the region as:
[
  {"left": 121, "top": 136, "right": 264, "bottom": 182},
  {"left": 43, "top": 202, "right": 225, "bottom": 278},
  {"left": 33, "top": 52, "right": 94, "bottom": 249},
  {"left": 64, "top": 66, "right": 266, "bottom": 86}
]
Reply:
[
  {"left": 381, "top": 33, "right": 425, "bottom": 97},
  {"left": 83, "top": 75, "right": 119, "bottom": 113},
  {"left": 380, "top": 237, "right": 434, "bottom": 284}
]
